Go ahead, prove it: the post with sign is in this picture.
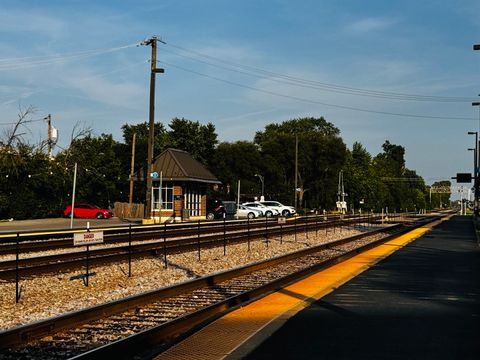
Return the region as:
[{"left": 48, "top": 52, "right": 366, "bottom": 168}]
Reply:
[{"left": 74, "top": 231, "right": 104, "bottom": 286}]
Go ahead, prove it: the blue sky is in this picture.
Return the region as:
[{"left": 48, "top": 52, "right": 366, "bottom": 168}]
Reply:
[{"left": 1, "top": 0, "right": 479, "bottom": 191}]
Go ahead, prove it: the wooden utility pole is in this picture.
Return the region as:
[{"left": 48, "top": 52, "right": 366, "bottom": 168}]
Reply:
[
  {"left": 142, "top": 36, "right": 165, "bottom": 219},
  {"left": 46, "top": 114, "right": 52, "bottom": 159},
  {"left": 128, "top": 133, "right": 136, "bottom": 217},
  {"left": 294, "top": 134, "right": 298, "bottom": 209}
]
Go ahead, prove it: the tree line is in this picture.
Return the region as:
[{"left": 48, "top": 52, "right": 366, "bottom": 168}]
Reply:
[{"left": 0, "top": 108, "right": 450, "bottom": 219}]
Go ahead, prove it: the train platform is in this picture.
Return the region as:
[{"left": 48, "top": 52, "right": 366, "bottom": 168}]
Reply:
[{"left": 156, "top": 215, "right": 480, "bottom": 360}]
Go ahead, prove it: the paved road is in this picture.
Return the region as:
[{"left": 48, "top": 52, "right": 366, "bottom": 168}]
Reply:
[
  {"left": 244, "top": 215, "right": 480, "bottom": 359},
  {"left": 0, "top": 217, "right": 140, "bottom": 234}
]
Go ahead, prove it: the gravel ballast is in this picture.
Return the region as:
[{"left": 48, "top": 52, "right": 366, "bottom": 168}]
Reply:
[{"left": 0, "top": 225, "right": 382, "bottom": 331}]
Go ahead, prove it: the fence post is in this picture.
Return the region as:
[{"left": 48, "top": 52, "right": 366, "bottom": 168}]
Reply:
[
  {"left": 325, "top": 213, "right": 328, "bottom": 235},
  {"left": 85, "top": 245, "right": 90, "bottom": 287},
  {"left": 265, "top": 215, "right": 268, "bottom": 247},
  {"left": 280, "top": 221, "right": 283, "bottom": 244},
  {"left": 197, "top": 220, "right": 201, "bottom": 261},
  {"left": 294, "top": 215, "right": 297, "bottom": 242},
  {"left": 304, "top": 210, "right": 308, "bottom": 239},
  {"left": 128, "top": 224, "right": 132, "bottom": 277},
  {"left": 223, "top": 214, "right": 226, "bottom": 256},
  {"left": 15, "top": 233, "right": 20, "bottom": 303},
  {"left": 163, "top": 222, "right": 167, "bottom": 269},
  {"left": 247, "top": 217, "right": 251, "bottom": 251}
]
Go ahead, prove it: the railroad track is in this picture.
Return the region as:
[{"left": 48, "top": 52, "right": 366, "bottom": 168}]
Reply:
[
  {"left": 0, "top": 214, "right": 386, "bottom": 280},
  {"left": 0, "top": 213, "right": 389, "bottom": 256},
  {"left": 0, "top": 214, "right": 444, "bottom": 360}
]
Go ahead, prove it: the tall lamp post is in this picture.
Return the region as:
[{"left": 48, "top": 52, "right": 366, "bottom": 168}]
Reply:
[
  {"left": 254, "top": 174, "right": 265, "bottom": 201},
  {"left": 472, "top": 105, "right": 480, "bottom": 214}
]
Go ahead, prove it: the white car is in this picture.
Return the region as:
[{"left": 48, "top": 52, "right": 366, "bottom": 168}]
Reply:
[
  {"left": 236, "top": 205, "right": 262, "bottom": 219},
  {"left": 242, "top": 202, "right": 280, "bottom": 217},
  {"left": 260, "top": 201, "right": 296, "bottom": 217}
]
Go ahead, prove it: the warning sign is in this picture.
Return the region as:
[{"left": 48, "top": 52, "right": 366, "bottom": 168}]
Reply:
[{"left": 74, "top": 231, "right": 104, "bottom": 246}]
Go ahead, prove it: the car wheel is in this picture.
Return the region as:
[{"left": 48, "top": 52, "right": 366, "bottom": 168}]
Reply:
[
  {"left": 282, "top": 209, "right": 290, "bottom": 217},
  {"left": 206, "top": 213, "right": 215, "bottom": 220},
  {"left": 265, "top": 210, "right": 273, "bottom": 217},
  {"left": 96, "top": 213, "right": 104, "bottom": 219},
  {"left": 247, "top": 212, "right": 255, "bottom": 219},
  {"left": 66, "top": 212, "right": 71, "bottom": 218}
]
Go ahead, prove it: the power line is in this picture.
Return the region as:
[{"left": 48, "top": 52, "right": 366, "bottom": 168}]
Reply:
[
  {"left": 158, "top": 60, "right": 476, "bottom": 121},
  {"left": 163, "top": 42, "right": 475, "bottom": 103},
  {"left": 0, "top": 43, "right": 138, "bottom": 71}
]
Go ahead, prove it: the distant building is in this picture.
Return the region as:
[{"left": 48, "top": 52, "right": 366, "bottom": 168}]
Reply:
[{"left": 149, "top": 148, "right": 221, "bottom": 222}]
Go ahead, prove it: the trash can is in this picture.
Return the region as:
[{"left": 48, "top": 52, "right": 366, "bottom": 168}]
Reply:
[{"left": 182, "top": 208, "right": 190, "bottom": 221}]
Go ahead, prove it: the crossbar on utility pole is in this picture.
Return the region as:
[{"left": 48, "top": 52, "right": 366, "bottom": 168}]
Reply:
[{"left": 141, "top": 36, "right": 165, "bottom": 219}]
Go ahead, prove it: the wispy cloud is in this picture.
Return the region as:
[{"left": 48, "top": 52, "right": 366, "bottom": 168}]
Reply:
[
  {"left": 0, "top": 8, "right": 66, "bottom": 39},
  {"left": 346, "top": 17, "right": 398, "bottom": 34}
]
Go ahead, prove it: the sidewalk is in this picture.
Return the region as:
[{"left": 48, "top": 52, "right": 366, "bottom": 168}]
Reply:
[{"left": 242, "top": 215, "right": 480, "bottom": 359}]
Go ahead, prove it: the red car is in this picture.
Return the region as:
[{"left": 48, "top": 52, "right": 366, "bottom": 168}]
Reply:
[{"left": 63, "top": 203, "right": 113, "bottom": 219}]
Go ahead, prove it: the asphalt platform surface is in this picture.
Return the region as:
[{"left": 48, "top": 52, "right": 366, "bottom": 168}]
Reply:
[{"left": 244, "top": 215, "right": 480, "bottom": 360}]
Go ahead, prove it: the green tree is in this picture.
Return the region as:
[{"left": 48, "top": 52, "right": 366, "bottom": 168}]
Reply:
[
  {"left": 254, "top": 117, "right": 347, "bottom": 209},
  {"left": 55, "top": 134, "right": 125, "bottom": 209},
  {"left": 165, "top": 118, "right": 218, "bottom": 166},
  {"left": 210, "top": 141, "right": 263, "bottom": 199}
]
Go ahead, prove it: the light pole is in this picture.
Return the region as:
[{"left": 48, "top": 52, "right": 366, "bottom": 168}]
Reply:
[
  {"left": 472, "top": 105, "right": 480, "bottom": 214},
  {"left": 254, "top": 174, "right": 264, "bottom": 201}
]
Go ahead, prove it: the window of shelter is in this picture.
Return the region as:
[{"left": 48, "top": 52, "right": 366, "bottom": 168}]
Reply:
[{"left": 153, "top": 181, "right": 174, "bottom": 210}]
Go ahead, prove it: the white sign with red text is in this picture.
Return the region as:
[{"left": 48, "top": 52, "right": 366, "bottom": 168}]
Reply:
[{"left": 74, "top": 231, "right": 104, "bottom": 246}]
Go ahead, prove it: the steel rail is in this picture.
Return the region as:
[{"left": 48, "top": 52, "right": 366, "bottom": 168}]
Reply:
[
  {"left": 0, "top": 215, "right": 443, "bottom": 354},
  {"left": 0, "top": 213, "right": 389, "bottom": 254},
  {"left": 0, "top": 215, "right": 382, "bottom": 279},
  {"left": 0, "top": 223, "right": 407, "bottom": 350}
]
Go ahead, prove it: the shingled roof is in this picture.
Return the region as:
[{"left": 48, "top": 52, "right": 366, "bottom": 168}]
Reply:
[{"left": 151, "top": 148, "right": 221, "bottom": 184}]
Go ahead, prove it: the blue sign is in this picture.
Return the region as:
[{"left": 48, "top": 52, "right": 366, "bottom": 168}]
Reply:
[{"left": 151, "top": 171, "right": 159, "bottom": 179}]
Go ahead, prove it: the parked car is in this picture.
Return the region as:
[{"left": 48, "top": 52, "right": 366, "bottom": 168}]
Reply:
[
  {"left": 206, "top": 199, "right": 225, "bottom": 220},
  {"left": 63, "top": 203, "right": 113, "bottom": 219},
  {"left": 242, "top": 202, "right": 279, "bottom": 217},
  {"left": 236, "top": 205, "right": 262, "bottom": 219},
  {"left": 260, "top": 201, "right": 296, "bottom": 217}
]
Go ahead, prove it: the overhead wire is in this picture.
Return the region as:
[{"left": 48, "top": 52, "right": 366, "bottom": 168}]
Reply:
[
  {"left": 0, "top": 43, "right": 138, "bottom": 71},
  {"left": 163, "top": 42, "right": 475, "bottom": 103},
  {"left": 158, "top": 59, "right": 475, "bottom": 121}
]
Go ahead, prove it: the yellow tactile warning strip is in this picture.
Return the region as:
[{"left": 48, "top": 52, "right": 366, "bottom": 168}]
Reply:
[{"left": 154, "top": 217, "right": 448, "bottom": 360}]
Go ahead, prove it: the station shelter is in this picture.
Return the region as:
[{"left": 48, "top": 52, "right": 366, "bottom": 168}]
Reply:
[{"left": 149, "top": 148, "right": 221, "bottom": 222}]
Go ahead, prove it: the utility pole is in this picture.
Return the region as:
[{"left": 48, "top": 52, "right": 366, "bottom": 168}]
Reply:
[
  {"left": 337, "top": 170, "right": 346, "bottom": 214},
  {"left": 141, "top": 36, "right": 165, "bottom": 219},
  {"left": 128, "top": 133, "right": 136, "bottom": 217},
  {"left": 45, "top": 114, "right": 52, "bottom": 159},
  {"left": 294, "top": 134, "right": 298, "bottom": 209}
]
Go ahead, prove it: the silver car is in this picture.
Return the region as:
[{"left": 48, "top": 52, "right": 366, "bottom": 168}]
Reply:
[
  {"left": 242, "top": 202, "right": 280, "bottom": 217},
  {"left": 260, "top": 201, "right": 296, "bottom": 217},
  {"left": 236, "top": 205, "right": 263, "bottom": 219}
]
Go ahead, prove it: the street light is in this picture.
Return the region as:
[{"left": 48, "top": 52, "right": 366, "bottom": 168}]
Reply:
[{"left": 254, "top": 174, "right": 264, "bottom": 200}]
